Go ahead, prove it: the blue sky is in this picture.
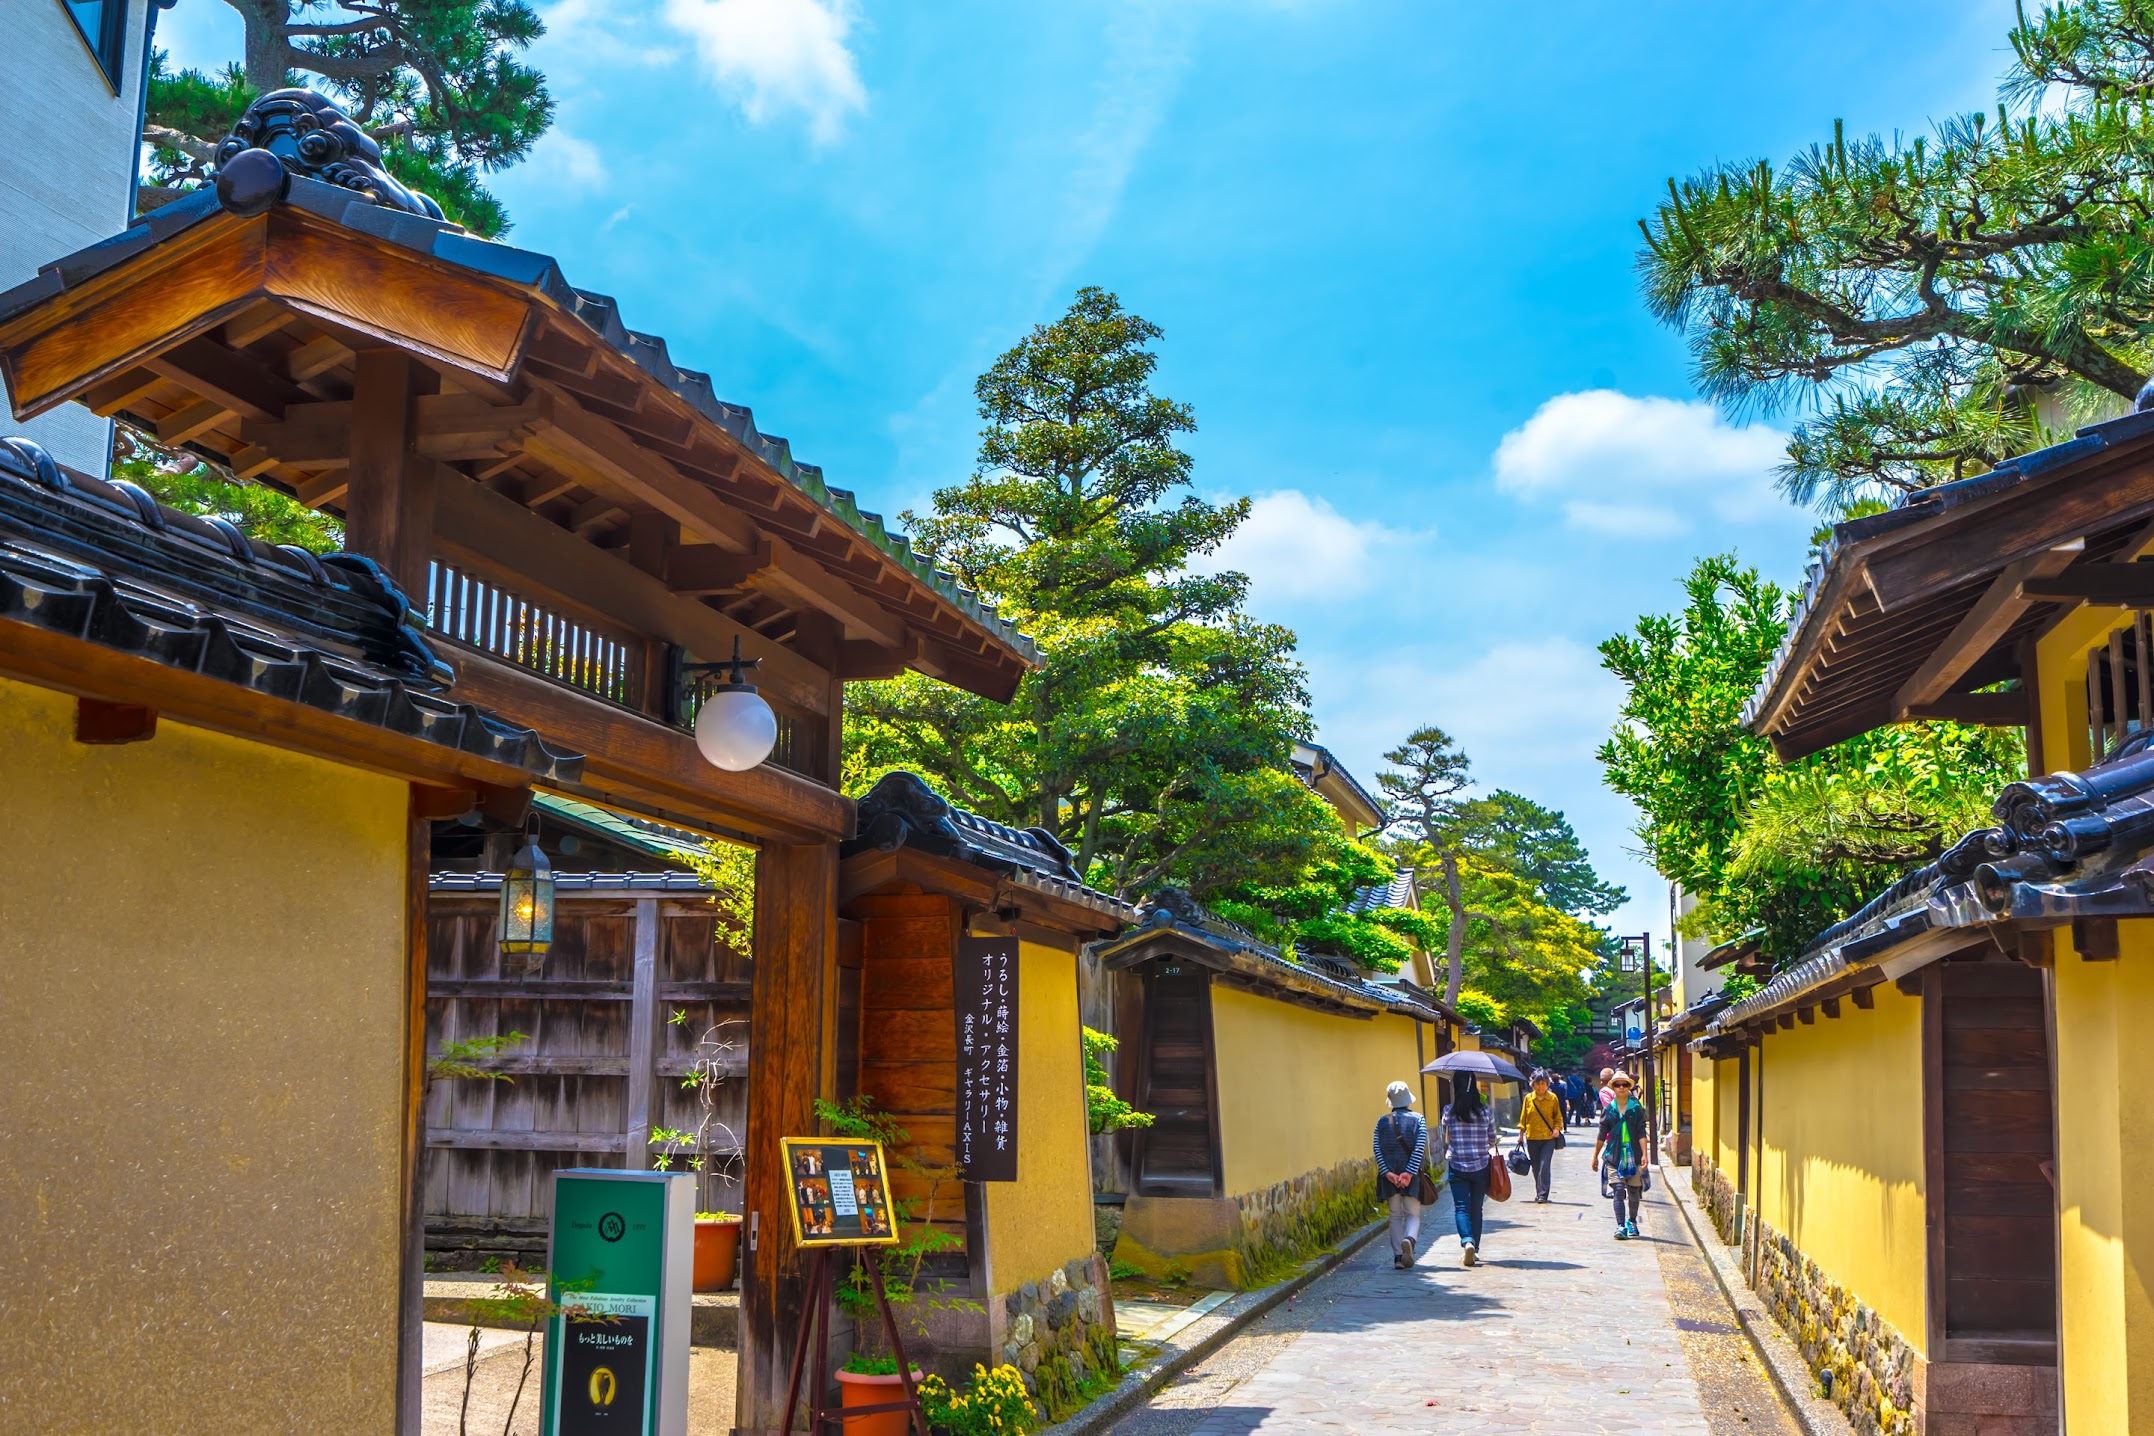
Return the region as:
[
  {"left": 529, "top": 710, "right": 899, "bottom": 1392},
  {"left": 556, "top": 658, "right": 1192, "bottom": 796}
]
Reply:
[{"left": 166, "top": 0, "right": 2025, "bottom": 940}]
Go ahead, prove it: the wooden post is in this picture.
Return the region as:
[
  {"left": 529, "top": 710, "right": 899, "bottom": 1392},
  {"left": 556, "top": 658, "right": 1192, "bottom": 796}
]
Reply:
[
  {"left": 739, "top": 842, "right": 840, "bottom": 1432},
  {"left": 626, "top": 896, "right": 660, "bottom": 1170},
  {"left": 344, "top": 349, "right": 435, "bottom": 599}
]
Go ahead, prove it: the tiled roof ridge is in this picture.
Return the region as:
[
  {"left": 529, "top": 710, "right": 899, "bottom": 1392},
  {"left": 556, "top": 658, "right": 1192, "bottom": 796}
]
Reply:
[
  {"left": 432, "top": 870, "right": 711, "bottom": 892},
  {"left": 845, "top": 770, "right": 1134, "bottom": 919},
  {"left": 0, "top": 436, "right": 581, "bottom": 784}
]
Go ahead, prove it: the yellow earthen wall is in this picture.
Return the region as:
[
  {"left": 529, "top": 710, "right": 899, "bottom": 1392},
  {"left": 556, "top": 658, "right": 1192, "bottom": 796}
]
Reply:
[
  {"left": 1754, "top": 985, "right": 1928, "bottom": 1353},
  {"left": 1693, "top": 1049, "right": 1717, "bottom": 1165},
  {"left": 983, "top": 939, "right": 1097, "bottom": 1291},
  {"left": 1210, "top": 988, "right": 1425, "bottom": 1199},
  {"left": 1712, "top": 1055, "right": 1741, "bottom": 1179},
  {"left": 2033, "top": 605, "right": 2154, "bottom": 1428},
  {"left": 0, "top": 675, "right": 411, "bottom": 1433}
]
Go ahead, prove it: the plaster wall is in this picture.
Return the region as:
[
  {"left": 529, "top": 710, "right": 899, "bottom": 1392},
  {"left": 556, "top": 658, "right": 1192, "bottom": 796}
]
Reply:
[
  {"left": 1693, "top": 1049, "right": 1717, "bottom": 1163},
  {"left": 983, "top": 940, "right": 1096, "bottom": 1292},
  {"left": 1754, "top": 986, "right": 1928, "bottom": 1354},
  {"left": 1210, "top": 988, "right": 1424, "bottom": 1199},
  {"left": 0, "top": 674, "right": 411, "bottom": 1433},
  {"left": 0, "top": 0, "right": 148, "bottom": 471},
  {"left": 2051, "top": 918, "right": 2154, "bottom": 1432},
  {"left": 1712, "top": 1055, "right": 1741, "bottom": 1180}
]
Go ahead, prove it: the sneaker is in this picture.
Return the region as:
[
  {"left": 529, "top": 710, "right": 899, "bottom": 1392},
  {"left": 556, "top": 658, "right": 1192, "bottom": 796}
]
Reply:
[
  {"left": 1626, "top": 1221, "right": 1641, "bottom": 1240},
  {"left": 1402, "top": 1237, "right": 1415, "bottom": 1267},
  {"left": 1614, "top": 1225, "right": 1629, "bottom": 1240},
  {"left": 1461, "top": 1241, "right": 1479, "bottom": 1267}
]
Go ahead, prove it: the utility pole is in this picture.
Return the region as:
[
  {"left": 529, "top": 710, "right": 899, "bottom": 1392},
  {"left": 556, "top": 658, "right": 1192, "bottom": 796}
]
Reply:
[{"left": 1619, "top": 933, "right": 1659, "bottom": 1156}]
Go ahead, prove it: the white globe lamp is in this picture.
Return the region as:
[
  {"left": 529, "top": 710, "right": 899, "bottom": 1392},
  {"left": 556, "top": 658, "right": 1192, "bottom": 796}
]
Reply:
[{"left": 692, "top": 637, "right": 779, "bottom": 772}]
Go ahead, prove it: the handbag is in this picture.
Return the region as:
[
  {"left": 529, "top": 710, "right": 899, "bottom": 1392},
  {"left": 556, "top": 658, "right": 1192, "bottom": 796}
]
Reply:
[
  {"left": 1486, "top": 1150, "right": 1512, "bottom": 1203},
  {"left": 1505, "top": 1146, "right": 1532, "bottom": 1176}
]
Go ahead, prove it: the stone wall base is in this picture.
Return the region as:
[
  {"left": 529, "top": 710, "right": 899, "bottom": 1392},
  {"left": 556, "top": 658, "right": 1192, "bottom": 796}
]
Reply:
[{"left": 1111, "top": 1158, "right": 1379, "bottom": 1291}]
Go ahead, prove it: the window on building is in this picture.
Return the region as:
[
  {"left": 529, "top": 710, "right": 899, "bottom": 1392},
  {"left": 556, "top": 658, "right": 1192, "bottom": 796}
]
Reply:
[{"left": 60, "top": 0, "right": 131, "bottom": 92}]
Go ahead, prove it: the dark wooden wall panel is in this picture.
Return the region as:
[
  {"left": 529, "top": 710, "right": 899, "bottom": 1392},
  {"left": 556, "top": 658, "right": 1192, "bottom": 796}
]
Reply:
[{"left": 853, "top": 894, "right": 965, "bottom": 1246}]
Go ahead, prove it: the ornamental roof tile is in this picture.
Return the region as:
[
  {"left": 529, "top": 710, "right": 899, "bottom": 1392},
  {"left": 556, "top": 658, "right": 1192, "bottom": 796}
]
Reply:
[{"left": 0, "top": 436, "right": 581, "bottom": 784}]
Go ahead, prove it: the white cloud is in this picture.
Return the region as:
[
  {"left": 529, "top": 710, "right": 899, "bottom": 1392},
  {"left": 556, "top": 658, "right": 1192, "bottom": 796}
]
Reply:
[
  {"left": 1493, "top": 390, "right": 1790, "bottom": 537},
  {"left": 661, "top": 0, "right": 867, "bottom": 144},
  {"left": 1197, "top": 489, "right": 1415, "bottom": 603},
  {"left": 532, "top": 128, "right": 606, "bottom": 187}
]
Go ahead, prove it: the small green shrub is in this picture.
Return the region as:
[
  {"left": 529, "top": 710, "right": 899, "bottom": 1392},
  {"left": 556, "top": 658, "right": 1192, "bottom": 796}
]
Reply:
[
  {"left": 840, "top": 1352, "right": 905, "bottom": 1376},
  {"left": 1107, "top": 1259, "right": 1144, "bottom": 1282}
]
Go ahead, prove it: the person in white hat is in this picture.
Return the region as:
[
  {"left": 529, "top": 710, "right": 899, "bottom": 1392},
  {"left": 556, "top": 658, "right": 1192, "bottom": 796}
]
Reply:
[{"left": 1373, "top": 1081, "right": 1428, "bottom": 1268}]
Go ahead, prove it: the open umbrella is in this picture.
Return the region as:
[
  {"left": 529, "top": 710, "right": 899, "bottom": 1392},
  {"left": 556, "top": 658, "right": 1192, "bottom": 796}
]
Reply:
[{"left": 1421, "top": 1050, "right": 1527, "bottom": 1084}]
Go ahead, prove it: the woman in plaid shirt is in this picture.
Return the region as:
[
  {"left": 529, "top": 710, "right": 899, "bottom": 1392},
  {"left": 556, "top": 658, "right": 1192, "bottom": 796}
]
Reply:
[{"left": 1441, "top": 1081, "right": 1500, "bottom": 1266}]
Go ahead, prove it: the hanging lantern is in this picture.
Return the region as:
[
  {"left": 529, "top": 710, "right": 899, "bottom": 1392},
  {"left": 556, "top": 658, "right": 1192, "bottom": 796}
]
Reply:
[
  {"left": 498, "top": 835, "right": 555, "bottom": 968},
  {"left": 692, "top": 637, "right": 778, "bottom": 772}
]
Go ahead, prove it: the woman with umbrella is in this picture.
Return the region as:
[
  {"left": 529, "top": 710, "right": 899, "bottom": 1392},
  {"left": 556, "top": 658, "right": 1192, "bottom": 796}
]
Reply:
[{"left": 1421, "top": 1050, "right": 1520, "bottom": 1266}]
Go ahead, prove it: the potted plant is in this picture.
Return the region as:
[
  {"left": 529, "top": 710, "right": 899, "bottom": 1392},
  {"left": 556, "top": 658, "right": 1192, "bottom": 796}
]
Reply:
[
  {"left": 835, "top": 1352, "right": 925, "bottom": 1436},
  {"left": 692, "top": 1210, "right": 743, "bottom": 1292}
]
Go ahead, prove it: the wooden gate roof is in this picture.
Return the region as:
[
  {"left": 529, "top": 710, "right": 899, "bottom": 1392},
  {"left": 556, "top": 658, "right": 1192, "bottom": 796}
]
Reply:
[
  {"left": 0, "top": 175, "right": 1036, "bottom": 704},
  {"left": 1746, "top": 407, "right": 2154, "bottom": 759}
]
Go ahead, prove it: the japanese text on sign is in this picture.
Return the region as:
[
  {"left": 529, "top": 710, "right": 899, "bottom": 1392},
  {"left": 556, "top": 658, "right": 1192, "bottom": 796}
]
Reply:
[{"left": 954, "top": 936, "right": 1019, "bottom": 1182}]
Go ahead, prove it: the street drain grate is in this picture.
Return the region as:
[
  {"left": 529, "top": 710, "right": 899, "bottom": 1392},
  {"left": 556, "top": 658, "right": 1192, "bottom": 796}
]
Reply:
[{"left": 1672, "top": 1316, "right": 1737, "bottom": 1335}]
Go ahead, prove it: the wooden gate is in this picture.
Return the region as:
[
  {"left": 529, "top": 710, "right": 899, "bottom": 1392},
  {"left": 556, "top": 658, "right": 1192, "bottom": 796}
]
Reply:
[{"left": 425, "top": 872, "right": 751, "bottom": 1261}]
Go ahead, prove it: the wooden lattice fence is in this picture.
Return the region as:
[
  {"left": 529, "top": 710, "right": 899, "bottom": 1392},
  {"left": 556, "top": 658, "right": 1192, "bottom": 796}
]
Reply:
[{"left": 424, "top": 872, "right": 751, "bottom": 1261}]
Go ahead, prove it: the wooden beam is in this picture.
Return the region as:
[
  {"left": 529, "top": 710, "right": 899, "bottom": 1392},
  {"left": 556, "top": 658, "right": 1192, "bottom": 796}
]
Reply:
[
  {"left": 523, "top": 394, "right": 762, "bottom": 552},
  {"left": 2023, "top": 564, "right": 2154, "bottom": 607},
  {"left": 1904, "top": 690, "right": 2030, "bottom": 726},
  {"left": 1820, "top": 996, "right": 1842, "bottom": 1019},
  {"left": 667, "top": 543, "right": 772, "bottom": 595},
  {"left": 2073, "top": 916, "right": 2121, "bottom": 961},
  {"left": 284, "top": 333, "right": 353, "bottom": 382},
  {"left": 1892, "top": 541, "right": 2083, "bottom": 715},
  {"left": 1796, "top": 1005, "right": 1816, "bottom": 1024},
  {"left": 143, "top": 333, "right": 307, "bottom": 422},
  {"left": 431, "top": 467, "right": 836, "bottom": 716},
  {"left": 437, "top": 642, "right": 852, "bottom": 843},
  {"left": 222, "top": 304, "right": 291, "bottom": 349},
  {"left": 2018, "top": 928, "right": 2056, "bottom": 969},
  {"left": 154, "top": 398, "right": 234, "bottom": 446},
  {"left": 79, "top": 367, "right": 165, "bottom": 416},
  {"left": 343, "top": 349, "right": 434, "bottom": 598},
  {"left": 1849, "top": 983, "right": 1876, "bottom": 1009},
  {"left": 73, "top": 698, "right": 156, "bottom": 745}
]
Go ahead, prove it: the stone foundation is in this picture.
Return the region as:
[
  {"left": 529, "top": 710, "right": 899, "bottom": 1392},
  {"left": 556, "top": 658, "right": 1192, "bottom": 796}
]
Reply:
[
  {"left": 997, "top": 1253, "right": 1118, "bottom": 1417},
  {"left": 1748, "top": 1212, "right": 1921, "bottom": 1436},
  {"left": 1691, "top": 1153, "right": 1740, "bottom": 1246},
  {"left": 1111, "top": 1158, "right": 1377, "bottom": 1290}
]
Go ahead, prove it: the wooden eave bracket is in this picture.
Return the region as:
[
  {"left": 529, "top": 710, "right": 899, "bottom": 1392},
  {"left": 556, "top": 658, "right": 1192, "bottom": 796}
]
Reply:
[{"left": 1891, "top": 540, "right": 2084, "bottom": 719}]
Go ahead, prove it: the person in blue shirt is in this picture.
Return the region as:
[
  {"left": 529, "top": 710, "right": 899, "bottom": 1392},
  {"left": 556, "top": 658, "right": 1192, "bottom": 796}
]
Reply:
[{"left": 1372, "top": 1081, "right": 1429, "bottom": 1268}]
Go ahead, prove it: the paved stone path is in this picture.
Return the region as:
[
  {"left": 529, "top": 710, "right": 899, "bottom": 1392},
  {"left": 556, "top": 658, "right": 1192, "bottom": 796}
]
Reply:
[{"left": 1108, "top": 1140, "right": 1798, "bottom": 1436}]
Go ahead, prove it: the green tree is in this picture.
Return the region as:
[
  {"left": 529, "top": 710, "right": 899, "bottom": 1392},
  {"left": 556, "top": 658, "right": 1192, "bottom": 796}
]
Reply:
[
  {"left": 1638, "top": 0, "right": 2154, "bottom": 510},
  {"left": 1456, "top": 789, "right": 1627, "bottom": 917},
  {"left": 1598, "top": 555, "right": 2024, "bottom": 958},
  {"left": 1375, "top": 726, "right": 1483, "bottom": 1005},
  {"left": 142, "top": 0, "right": 555, "bottom": 236},
  {"left": 115, "top": 430, "right": 343, "bottom": 552},
  {"left": 846, "top": 289, "right": 1317, "bottom": 900}
]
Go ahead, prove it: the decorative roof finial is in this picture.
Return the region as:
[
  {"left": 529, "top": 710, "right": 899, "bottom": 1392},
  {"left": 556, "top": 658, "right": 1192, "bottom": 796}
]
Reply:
[{"left": 212, "top": 88, "right": 445, "bottom": 223}]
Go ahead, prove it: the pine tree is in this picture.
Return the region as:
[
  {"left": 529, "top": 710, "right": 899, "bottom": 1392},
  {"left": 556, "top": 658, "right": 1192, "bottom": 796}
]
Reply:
[{"left": 1640, "top": 1, "right": 2154, "bottom": 510}]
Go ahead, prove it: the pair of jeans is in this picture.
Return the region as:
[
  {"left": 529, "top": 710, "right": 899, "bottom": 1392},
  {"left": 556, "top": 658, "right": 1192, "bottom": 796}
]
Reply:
[
  {"left": 1448, "top": 1164, "right": 1490, "bottom": 1247},
  {"left": 1526, "top": 1137, "right": 1557, "bottom": 1200},
  {"left": 1386, "top": 1189, "right": 1422, "bottom": 1260}
]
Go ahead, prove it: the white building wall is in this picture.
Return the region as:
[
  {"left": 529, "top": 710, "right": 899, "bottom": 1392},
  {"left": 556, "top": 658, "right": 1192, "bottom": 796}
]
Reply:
[
  {"left": 1667, "top": 881, "right": 1718, "bottom": 1012},
  {"left": 0, "top": 0, "right": 152, "bottom": 473}
]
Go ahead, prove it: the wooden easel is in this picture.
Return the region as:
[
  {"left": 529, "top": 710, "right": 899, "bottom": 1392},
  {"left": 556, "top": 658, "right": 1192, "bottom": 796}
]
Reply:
[{"left": 778, "top": 1248, "right": 929, "bottom": 1436}]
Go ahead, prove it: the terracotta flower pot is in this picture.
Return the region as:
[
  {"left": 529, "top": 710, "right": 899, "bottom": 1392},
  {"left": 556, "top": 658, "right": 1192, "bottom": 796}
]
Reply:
[
  {"left": 692, "top": 1218, "right": 741, "bottom": 1292},
  {"left": 834, "top": 1368, "right": 923, "bottom": 1436}
]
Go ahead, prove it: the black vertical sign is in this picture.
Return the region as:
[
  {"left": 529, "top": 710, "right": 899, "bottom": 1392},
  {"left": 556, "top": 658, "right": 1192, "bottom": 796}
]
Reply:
[{"left": 955, "top": 935, "right": 1019, "bottom": 1181}]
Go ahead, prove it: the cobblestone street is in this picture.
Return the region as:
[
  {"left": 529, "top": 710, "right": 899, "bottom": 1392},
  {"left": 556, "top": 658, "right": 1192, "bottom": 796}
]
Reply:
[{"left": 1108, "top": 1143, "right": 1801, "bottom": 1436}]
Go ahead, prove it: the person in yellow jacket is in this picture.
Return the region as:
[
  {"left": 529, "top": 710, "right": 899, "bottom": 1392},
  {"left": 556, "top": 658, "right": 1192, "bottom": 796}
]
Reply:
[{"left": 1518, "top": 1070, "right": 1566, "bottom": 1203}]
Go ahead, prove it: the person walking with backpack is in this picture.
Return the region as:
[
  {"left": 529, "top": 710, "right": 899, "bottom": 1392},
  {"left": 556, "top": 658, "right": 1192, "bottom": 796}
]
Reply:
[
  {"left": 1373, "top": 1081, "right": 1429, "bottom": 1269},
  {"left": 1518, "top": 1070, "right": 1565, "bottom": 1203},
  {"left": 1440, "top": 1080, "right": 1500, "bottom": 1266},
  {"left": 1592, "top": 1072, "right": 1651, "bottom": 1239}
]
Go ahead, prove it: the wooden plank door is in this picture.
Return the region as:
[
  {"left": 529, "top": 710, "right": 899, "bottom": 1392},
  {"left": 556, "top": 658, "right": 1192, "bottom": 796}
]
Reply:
[
  {"left": 1134, "top": 965, "right": 1221, "bottom": 1196},
  {"left": 1930, "top": 960, "right": 2057, "bottom": 1349}
]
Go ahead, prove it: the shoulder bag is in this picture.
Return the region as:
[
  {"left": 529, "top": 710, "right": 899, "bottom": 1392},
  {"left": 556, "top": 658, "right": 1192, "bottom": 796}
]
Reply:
[{"left": 1486, "top": 1146, "right": 1512, "bottom": 1202}]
